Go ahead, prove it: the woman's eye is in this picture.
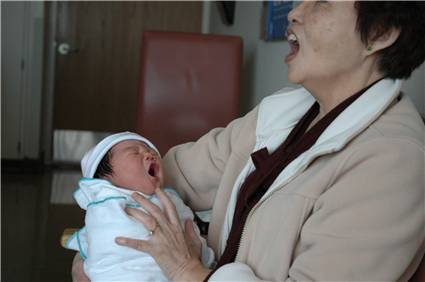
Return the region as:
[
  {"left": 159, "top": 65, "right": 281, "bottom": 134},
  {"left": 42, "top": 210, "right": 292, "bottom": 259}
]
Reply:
[
  {"left": 314, "top": 0, "right": 330, "bottom": 9},
  {"left": 293, "top": 1, "right": 302, "bottom": 9}
]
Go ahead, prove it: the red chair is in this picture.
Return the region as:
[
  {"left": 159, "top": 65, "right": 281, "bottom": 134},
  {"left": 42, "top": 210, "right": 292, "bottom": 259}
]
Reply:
[
  {"left": 410, "top": 254, "right": 425, "bottom": 282},
  {"left": 136, "top": 31, "right": 243, "bottom": 155}
]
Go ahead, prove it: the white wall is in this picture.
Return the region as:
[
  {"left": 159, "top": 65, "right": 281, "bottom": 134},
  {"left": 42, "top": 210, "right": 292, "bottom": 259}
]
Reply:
[
  {"left": 208, "top": 1, "right": 297, "bottom": 114},
  {"left": 402, "top": 63, "right": 424, "bottom": 114},
  {"left": 1, "top": 2, "right": 44, "bottom": 159},
  {"left": 207, "top": 1, "right": 425, "bottom": 115}
]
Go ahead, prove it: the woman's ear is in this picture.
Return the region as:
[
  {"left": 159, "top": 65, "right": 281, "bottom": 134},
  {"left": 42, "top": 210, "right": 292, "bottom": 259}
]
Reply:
[{"left": 366, "top": 27, "right": 401, "bottom": 54}]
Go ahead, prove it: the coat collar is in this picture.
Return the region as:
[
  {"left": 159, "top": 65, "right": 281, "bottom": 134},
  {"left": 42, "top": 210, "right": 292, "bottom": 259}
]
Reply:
[{"left": 256, "top": 78, "right": 402, "bottom": 200}]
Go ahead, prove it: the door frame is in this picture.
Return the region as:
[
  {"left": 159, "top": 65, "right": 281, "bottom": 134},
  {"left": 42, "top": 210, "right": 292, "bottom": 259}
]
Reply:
[
  {"left": 41, "top": 1, "right": 58, "bottom": 164},
  {"left": 1, "top": 2, "right": 45, "bottom": 160}
]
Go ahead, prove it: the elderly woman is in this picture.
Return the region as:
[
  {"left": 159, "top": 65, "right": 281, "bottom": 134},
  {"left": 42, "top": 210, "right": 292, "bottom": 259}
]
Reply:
[{"left": 73, "top": 1, "right": 425, "bottom": 281}]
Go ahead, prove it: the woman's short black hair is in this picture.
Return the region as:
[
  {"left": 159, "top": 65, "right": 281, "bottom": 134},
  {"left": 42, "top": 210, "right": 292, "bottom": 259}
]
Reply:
[
  {"left": 355, "top": 1, "right": 425, "bottom": 79},
  {"left": 94, "top": 151, "right": 113, "bottom": 178}
]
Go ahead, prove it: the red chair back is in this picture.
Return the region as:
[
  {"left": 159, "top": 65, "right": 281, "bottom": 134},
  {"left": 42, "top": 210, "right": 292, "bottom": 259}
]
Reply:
[
  {"left": 410, "top": 254, "right": 425, "bottom": 281},
  {"left": 136, "top": 31, "right": 243, "bottom": 155}
]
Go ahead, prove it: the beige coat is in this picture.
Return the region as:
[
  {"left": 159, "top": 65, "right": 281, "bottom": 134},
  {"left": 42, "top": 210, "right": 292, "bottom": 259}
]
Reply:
[{"left": 163, "top": 79, "right": 425, "bottom": 281}]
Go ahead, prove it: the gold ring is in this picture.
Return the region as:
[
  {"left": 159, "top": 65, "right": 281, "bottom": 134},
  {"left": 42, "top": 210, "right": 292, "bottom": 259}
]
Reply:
[{"left": 149, "top": 223, "right": 158, "bottom": 236}]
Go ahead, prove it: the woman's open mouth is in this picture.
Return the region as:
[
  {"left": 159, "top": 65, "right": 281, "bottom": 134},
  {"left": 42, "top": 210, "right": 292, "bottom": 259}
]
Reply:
[{"left": 285, "top": 32, "right": 300, "bottom": 63}]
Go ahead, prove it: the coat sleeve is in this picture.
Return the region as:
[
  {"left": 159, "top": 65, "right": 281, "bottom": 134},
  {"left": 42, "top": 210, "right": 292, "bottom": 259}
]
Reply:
[
  {"left": 287, "top": 138, "right": 425, "bottom": 281},
  {"left": 162, "top": 107, "right": 258, "bottom": 211}
]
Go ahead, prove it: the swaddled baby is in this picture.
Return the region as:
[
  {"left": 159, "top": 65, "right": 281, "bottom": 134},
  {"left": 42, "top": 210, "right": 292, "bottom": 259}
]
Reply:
[{"left": 65, "top": 131, "right": 214, "bottom": 281}]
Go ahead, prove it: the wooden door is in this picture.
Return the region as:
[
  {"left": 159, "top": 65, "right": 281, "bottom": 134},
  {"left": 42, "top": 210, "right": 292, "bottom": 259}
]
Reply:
[{"left": 53, "top": 2, "right": 202, "bottom": 132}]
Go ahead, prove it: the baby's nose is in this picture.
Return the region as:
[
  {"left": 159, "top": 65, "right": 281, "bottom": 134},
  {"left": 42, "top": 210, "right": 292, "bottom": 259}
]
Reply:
[{"left": 144, "top": 152, "right": 156, "bottom": 161}]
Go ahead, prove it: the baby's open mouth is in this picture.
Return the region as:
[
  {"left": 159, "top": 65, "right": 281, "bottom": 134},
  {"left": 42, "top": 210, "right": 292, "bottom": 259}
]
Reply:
[{"left": 148, "top": 163, "right": 158, "bottom": 177}]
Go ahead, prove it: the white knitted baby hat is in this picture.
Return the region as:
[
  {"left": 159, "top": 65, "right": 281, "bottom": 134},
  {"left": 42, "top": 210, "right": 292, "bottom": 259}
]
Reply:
[{"left": 81, "top": 131, "right": 160, "bottom": 178}]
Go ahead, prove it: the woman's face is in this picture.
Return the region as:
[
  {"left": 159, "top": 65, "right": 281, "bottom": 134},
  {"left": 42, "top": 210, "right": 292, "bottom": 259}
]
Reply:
[{"left": 286, "top": 1, "right": 366, "bottom": 87}]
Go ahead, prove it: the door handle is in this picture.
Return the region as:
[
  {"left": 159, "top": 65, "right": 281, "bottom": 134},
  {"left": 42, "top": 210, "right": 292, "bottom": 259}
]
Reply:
[{"left": 57, "top": 43, "right": 79, "bottom": 55}]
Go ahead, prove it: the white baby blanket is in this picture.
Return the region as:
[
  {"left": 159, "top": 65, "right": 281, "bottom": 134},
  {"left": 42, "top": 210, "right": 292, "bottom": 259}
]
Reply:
[{"left": 66, "top": 178, "right": 214, "bottom": 281}]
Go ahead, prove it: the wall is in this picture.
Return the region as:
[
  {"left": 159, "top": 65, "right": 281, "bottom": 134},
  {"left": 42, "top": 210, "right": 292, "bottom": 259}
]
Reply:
[
  {"left": 209, "top": 1, "right": 294, "bottom": 114},
  {"left": 1, "top": 2, "right": 44, "bottom": 159},
  {"left": 402, "top": 63, "right": 425, "bottom": 114},
  {"left": 207, "top": 1, "right": 425, "bottom": 115}
]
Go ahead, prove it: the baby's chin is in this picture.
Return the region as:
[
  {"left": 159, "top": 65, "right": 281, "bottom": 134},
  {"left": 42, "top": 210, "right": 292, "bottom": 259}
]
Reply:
[
  {"left": 133, "top": 179, "right": 162, "bottom": 196},
  {"left": 133, "top": 185, "right": 156, "bottom": 196}
]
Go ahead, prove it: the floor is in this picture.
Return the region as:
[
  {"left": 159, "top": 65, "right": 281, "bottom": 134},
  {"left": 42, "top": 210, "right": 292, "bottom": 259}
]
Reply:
[{"left": 2, "top": 163, "right": 85, "bottom": 282}]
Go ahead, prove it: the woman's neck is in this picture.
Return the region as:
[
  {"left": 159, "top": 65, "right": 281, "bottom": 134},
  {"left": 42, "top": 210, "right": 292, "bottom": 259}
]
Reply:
[
  {"left": 304, "top": 70, "right": 384, "bottom": 131},
  {"left": 305, "top": 71, "right": 384, "bottom": 120}
]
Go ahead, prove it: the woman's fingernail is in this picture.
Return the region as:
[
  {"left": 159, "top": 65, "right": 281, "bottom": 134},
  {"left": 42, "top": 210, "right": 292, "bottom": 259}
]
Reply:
[
  {"left": 131, "top": 192, "right": 142, "bottom": 200},
  {"left": 115, "top": 237, "right": 126, "bottom": 244}
]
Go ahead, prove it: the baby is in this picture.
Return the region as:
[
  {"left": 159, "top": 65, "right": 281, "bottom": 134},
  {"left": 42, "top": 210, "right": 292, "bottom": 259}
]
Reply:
[{"left": 65, "top": 131, "right": 214, "bottom": 281}]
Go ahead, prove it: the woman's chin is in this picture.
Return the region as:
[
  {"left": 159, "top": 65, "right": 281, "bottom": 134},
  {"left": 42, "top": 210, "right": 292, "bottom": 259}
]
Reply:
[{"left": 287, "top": 71, "right": 303, "bottom": 84}]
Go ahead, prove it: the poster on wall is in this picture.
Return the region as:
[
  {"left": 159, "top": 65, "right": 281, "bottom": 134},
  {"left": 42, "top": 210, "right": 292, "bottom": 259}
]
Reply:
[{"left": 263, "top": 0, "right": 293, "bottom": 41}]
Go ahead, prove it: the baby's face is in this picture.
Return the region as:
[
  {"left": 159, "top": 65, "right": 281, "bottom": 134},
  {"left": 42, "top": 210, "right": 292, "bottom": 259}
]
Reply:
[{"left": 106, "top": 140, "right": 163, "bottom": 195}]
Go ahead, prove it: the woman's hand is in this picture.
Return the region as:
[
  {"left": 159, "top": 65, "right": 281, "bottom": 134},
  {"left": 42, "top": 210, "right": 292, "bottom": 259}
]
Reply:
[
  {"left": 71, "top": 253, "right": 90, "bottom": 282},
  {"left": 115, "top": 188, "right": 211, "bottom": 281}
]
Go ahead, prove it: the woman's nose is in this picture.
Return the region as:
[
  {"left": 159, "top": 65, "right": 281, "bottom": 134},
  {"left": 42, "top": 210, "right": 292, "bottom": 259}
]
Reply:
[{"left": 287, "top": 1, "right": 304, "bottom": 25}]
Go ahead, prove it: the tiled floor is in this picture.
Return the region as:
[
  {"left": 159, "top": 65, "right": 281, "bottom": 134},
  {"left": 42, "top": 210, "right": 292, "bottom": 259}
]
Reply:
[{"left": 2, "top": 164, "right": 85, "bottom": 282}]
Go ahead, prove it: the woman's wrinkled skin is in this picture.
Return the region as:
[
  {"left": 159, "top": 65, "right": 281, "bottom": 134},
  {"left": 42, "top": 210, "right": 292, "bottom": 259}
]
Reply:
[{"left": 286, "top": 1, "right": 399, "bottom": 118}]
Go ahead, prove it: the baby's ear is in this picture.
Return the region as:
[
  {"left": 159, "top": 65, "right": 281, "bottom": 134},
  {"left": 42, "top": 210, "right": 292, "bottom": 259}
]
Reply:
[{"left": 101, "top": 172, "right": 114, "bottom": 182}]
